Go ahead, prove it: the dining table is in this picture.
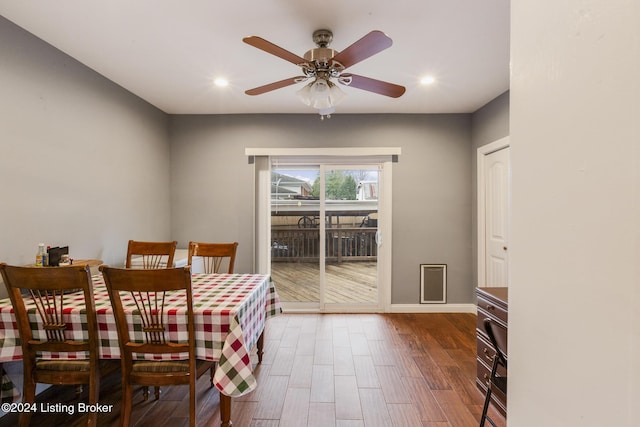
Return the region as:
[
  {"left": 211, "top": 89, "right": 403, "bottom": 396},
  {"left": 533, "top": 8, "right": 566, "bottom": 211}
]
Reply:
[{"left": 0, "top": 272, "right": 281, "bottom": 427}]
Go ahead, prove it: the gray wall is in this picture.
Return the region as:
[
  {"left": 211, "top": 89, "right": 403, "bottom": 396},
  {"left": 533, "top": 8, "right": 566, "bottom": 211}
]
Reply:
[
  {"left": 0, "top": 17, "right": 171, "bottom": 298},
  {"left": 471, "top": 91, "right": 510, "bottom": 149},
  {"left": 1, "top": 13, "right": 503, "bottom": 306},
  {"left": 169, "top": 114, "right": 473, "bottom": 304},
  {"left": 470, "top": 91, "right": 510, "bottom": 286}
]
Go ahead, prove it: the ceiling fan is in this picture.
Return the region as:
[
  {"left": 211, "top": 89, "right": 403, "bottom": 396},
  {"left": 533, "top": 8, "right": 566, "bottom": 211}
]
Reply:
[{"left": 243, "top": 29, "right": 406, "bottom": 118}]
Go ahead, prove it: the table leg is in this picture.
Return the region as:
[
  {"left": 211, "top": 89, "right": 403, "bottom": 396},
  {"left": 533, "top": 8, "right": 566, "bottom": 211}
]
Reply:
[
  {"left": 257, "top": 329, "right": 265, "bottom": 364},
  {"left": 220, "top": 394, "right": 232, "bottom": 427}
]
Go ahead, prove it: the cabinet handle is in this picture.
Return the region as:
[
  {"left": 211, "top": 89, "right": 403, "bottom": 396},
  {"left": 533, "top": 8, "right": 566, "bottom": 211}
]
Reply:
[
  {"left": 485, "top": 304, "right": 495, "bottom": 311},
  {"left": 483, "top": 348, "right": 493, "bottom": 361}
]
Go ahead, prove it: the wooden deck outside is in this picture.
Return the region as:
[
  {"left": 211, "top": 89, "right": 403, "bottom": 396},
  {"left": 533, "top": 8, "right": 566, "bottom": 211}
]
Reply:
[{"left": 270, "top": 261, "right": 377, "bottom": 304}]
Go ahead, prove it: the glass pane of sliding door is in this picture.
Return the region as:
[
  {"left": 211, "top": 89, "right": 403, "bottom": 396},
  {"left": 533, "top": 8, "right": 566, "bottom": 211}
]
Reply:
[
  {"left": 270, "top": 164, "right": 381, "bottom": 311},
  {"left": 323, "top": 167, "right": 379, "bottom": 307},
  {"left": 270, "top": 167, "right": 320, "bottom": 306}
]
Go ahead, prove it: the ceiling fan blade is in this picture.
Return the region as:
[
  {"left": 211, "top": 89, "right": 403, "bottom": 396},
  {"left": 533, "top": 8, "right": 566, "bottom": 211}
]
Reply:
[
  {"left": 243, "top": 36, "right": 309, "bottom": 66},
  {"left": 245, "top": 76, "right": 308, "bottom": 96},
  {"left": 331, "top": 31, "right": 393, "bottom": 69},
  {"left": 340, "top": 74, "right": 406, "bottom": 98}
]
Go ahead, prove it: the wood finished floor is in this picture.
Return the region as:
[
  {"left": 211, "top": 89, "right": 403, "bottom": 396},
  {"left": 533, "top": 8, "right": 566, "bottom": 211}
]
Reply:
[{"left": 2, "top": 313, "right": 506, "bottom": 427}]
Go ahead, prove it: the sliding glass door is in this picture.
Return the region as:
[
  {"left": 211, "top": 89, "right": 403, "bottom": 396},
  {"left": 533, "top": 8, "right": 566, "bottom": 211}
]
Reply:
[
  {"left": 323, "top": 166, "right": 379, "bottom": 308},
  {"left": 270, "top": 164, "right": 382, "bottom": 311},
  {"left": 271, "top": 166, "right": 321, "bottom": 306}
]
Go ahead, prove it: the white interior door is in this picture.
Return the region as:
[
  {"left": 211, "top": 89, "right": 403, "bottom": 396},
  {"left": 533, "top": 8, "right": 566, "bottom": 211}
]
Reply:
[{"left": 478, "top": 138, "right": 510, "bottom": 287}]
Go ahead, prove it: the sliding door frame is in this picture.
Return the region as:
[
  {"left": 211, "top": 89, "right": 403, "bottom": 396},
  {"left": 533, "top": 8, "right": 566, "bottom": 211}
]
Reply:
[{"left": 247, "top": 147, "right": 399, "bottom": 313}]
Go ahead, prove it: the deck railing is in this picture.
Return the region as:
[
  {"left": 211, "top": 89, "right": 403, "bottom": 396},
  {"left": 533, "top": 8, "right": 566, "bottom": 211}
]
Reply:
[{"left": 272, "top": 227, "right": 378, "bottom": 262}]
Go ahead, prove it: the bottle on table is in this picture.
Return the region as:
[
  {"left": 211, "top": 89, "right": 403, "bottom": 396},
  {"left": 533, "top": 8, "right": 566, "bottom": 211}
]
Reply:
[{"left": 36, "top": 243, "right": 46, "bottom": 267}]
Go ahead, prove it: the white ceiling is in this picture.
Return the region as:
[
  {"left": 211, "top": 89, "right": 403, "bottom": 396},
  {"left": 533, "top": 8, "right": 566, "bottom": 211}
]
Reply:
[{"left": 0, "top": 0, "right": 510, "bottom": 115}]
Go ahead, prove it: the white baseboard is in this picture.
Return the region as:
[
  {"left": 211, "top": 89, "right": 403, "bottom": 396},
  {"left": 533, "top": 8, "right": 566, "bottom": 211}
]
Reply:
[
  {"left": 279, "top": 304, "right": 477, "bottom": 314},
  {"left": 389, "top": 303, "right": 477, "bottom": 313}
]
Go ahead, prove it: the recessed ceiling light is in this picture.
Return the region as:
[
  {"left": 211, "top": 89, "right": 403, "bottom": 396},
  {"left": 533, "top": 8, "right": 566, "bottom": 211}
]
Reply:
[
  {"left": 214, "top": 77, "right": 229, "bottom": 87},
  {"left": 420, "top": 75, "right": 436, "bottom": 85}
]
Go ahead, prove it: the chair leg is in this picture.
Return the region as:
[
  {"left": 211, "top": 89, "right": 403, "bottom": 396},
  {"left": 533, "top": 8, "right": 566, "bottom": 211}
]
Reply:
[
  {"left": 257, "top": 330, "right": 265, "bottom": 364},
  {"left": 479, "top": 384, "right": 493, "bottom": 426},
  {"left": 220, "top": 394, "right": 232, "bottom": 427},
  {"left": 141, "top": 385, "right": 161, "bottom": 401},
  {"left": 189, "top": 377, "right": 196, "bottom": 427},
  {"left": 86, "top": 373, "right": 100, "bottom": 427},
  {"left": 121, "top": 382, "right": 133, "bottom": 427},
  {"left": 480, "top": 357, "right": 501, "bottom": 427},
  {"left": 209, "top": 365, "right": 215, "bottom": 387},
  {"left": 19, "top": 377, "right": 36, "bottom": 427}
]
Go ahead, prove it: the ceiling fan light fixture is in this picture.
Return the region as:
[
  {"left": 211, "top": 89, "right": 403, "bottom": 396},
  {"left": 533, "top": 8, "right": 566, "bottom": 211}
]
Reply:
[
  {"left": 296, "top": 83, "right": 313, "bottom": 106},
  {"left": 318, "top": 106, "right": 335, "bottom": 119},
  {"left": 309, "top": 79, "right": 332, "bottom": 109},
  {"left": 296, "top": 78, "right": 346, "bottom": 116},
  {"left": 327, "top": 81, "right": 346, "bottom": 105}
]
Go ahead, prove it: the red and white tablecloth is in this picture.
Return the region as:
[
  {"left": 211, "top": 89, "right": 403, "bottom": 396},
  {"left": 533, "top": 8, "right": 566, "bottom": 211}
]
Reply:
[{"left": 0, "top": 273, "right": 281, "bottom": 398}]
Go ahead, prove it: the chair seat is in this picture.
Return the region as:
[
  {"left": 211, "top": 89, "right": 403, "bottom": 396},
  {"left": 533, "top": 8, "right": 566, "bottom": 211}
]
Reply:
[
  {"left": 132, "top": 360, "right": 188, "bottom": 373},
  {"left": 132, "top": 359, "right": 211, "bottom": 374},
  {"left": 36, "top": 359, "right": 91, "bottom": 372},
  {"left": 36, "top": 359, "right": 117, "bottom": 373}
]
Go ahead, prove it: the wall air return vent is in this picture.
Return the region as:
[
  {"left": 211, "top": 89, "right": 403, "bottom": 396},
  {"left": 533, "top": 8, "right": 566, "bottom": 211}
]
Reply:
[{"left": 420, "top": 264, "right": 447, "bottom": 303}]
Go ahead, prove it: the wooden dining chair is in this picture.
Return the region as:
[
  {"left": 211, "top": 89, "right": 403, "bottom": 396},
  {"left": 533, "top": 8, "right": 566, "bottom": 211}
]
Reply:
[
  {"left": 100, "top": 265, "right": 201, "bottom": 427},
  {"left": 0, "top": 263, "right": 104, "bottom": 427},
  {"left": 187, "top": 241, "right": 239, "bottom": 273},
  {"left": 125, "top": 240, "right": 177, "bottom": 269},
  {"left": 125, "top": 240, "right": 179, "bottom": 399}
]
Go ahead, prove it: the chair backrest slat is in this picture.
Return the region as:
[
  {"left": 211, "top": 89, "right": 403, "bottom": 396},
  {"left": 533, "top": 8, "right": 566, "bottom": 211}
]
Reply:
[
  {"left": 131, "top": 290, "right": 169, "bottom": 344},
  {"left": 126, "top": 240, "right": 178, "bottom": 269},
  {"left": 188, "top": 242, "right": 238, "bottom": 274}
]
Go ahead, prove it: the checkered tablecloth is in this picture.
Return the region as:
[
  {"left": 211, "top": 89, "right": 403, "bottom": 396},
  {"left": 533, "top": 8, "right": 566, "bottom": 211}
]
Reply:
[
  {"left": 1, "top": 365, "right": 20, "bottom": 403},
  {"left": 0, "top": 273, "right": 281, "bottom": 398}
]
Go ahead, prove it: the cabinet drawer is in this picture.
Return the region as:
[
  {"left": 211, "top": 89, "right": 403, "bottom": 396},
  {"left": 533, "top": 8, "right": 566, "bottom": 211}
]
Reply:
[
  {"left": 477, "top": 334, "right": 497, "bottom": 366},
  {"left": 477, "top": 294, "right": 508, "bottom": 324},
  {"left": 476, "top": 358, "right": 507, "bottom": 409}
]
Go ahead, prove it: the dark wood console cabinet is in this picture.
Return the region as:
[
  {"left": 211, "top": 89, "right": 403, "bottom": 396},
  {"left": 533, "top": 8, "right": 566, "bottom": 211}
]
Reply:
[{"left": 476, "top": 286, "right": 508, "bottom": 417}]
